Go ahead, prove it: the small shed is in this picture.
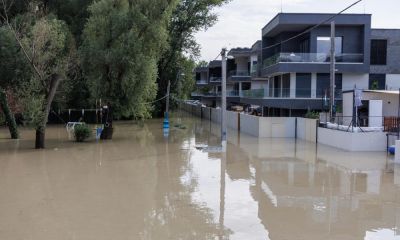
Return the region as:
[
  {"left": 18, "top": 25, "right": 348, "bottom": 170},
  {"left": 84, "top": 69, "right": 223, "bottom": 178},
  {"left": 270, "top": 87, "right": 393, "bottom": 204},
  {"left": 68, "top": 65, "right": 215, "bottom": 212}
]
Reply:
[{"left": 342, "top": 90, "right": 399, "bottom": 128}]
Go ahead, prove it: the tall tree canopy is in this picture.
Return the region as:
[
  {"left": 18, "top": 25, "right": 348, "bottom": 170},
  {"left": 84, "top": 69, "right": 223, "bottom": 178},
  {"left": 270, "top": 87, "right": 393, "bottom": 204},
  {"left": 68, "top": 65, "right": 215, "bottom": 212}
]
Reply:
[
  {"left": 156, "top": 0, "right": 230, "bottom": 113},
  {"left": 81, "top": 0, "right": 177, "bottom": 119}
]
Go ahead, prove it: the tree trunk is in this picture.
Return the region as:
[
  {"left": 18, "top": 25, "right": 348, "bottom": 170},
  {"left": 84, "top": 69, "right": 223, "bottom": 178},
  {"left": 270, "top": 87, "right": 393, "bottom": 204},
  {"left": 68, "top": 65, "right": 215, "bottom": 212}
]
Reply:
[
  {"left": 0, "top": 88, "right": 19, "bottom": 139},
  {"left": 34, "top": 75, "right": 61, "bottom": 149},
  {"left": 35, "top": 127, "right": 45, "bottom": 149}
]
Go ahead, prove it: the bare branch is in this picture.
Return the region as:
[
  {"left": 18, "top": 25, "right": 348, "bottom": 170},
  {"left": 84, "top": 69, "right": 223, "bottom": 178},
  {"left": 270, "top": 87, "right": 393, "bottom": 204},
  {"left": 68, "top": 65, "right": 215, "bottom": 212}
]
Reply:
[{"left": 1, "top": 0, "right": 43, "bottom": 81}]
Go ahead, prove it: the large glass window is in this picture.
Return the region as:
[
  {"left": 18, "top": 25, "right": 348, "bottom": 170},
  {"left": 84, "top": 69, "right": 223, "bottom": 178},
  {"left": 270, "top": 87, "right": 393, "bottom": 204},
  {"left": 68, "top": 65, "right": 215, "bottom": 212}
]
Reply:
[
  {"left": 370, "top": 40, "right": 387, "bottom": 65},
  {"left": 316, "top": 73, "right": 343, "bottom": 98},
  {"left": 296, "top": 73, "right": 311, "bottom": 98},
  {"left": 317, "top": 37, "right": 343, "bottom": 54}
]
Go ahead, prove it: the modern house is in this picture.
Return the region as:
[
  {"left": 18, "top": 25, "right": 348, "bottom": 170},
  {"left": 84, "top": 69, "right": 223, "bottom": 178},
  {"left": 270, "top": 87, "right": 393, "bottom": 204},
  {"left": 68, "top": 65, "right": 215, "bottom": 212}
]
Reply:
[{"left": 192, "top": 13, "right": 400, "bottom": 116}]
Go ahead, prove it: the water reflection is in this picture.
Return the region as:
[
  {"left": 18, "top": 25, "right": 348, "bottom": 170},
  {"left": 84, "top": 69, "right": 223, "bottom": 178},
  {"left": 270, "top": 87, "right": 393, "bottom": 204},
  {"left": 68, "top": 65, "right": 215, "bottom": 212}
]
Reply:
[{"left": 188, "top": 113, "right": 400, "bottom": 240}]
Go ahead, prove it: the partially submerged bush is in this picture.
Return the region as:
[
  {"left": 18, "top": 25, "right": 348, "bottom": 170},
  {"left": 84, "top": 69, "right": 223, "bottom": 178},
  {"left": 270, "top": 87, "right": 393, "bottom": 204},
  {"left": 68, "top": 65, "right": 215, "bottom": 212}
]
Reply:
[
  {"left": 304, "top": 111, "right": 320, "bottom": 119},
  {"left": 74, "top": 124, "right": 91, "bottom": 142}
]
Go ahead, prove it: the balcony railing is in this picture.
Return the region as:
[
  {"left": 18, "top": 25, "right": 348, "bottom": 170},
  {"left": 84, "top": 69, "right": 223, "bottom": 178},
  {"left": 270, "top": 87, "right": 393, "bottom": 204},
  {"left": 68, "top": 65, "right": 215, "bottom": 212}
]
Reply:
[
  {"left": 241, "top": 88, "right": 343, "bottom": 99},
  {"left": 263, "top": 53, "right": 364, "bottom": 68},
  {"left": 251, "top": 65, "right": 258, "bottom": 76},
  {"left": 196, "top": 80, "right": 208, "bottom": 85},
  {"left": 210, "top": 76, "right": 222, "bottom": 82},
  {"left": 191, "top": 91, "right": 239, "bottom": 97},
  {"left": 228, "top": 70, "right": 250, "bottom": 77}
]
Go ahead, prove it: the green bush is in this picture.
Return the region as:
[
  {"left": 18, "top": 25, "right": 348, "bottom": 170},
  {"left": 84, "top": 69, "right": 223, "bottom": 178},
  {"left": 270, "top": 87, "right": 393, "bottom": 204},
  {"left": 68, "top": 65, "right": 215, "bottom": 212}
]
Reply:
[
  {"left": 304, "top": 111, "right": 320, "bottom": 119},
  {"left": 74, "top": 124, "right": 91, "bottom": 142}
]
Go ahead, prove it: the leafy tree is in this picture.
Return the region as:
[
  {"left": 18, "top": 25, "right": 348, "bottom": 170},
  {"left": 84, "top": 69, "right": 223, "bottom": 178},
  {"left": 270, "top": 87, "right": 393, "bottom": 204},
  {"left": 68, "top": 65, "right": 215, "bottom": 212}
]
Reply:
[
  {"left": 156, "top": 0, "right": 230, "bottom": 114},
  {"left": 81, "top": 0, "right": 177, "bottom": 119},
  {"left": 1, "top": 0, "right": 75, "bottom": 149},
  {"left": 18, "top": 17, "right": 74, "bottom": 148},
  {"left": 0, "top": 8, "right": 32, "bottom": 139}
]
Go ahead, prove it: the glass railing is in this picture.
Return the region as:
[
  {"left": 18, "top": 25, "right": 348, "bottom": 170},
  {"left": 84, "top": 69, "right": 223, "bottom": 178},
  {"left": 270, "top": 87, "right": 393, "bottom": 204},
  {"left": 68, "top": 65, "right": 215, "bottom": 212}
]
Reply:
[
  {"left": 193, "top": 89, "right": 343, "bottom": 99},
  {"left": 228, "top": 70, "right": 250, "bottom": 77},
  {"left": 210, "top": 76, "right": 222, "bottom": 82},
  {"left": 241, "top": 88, "right": 343, "bottom": 99},
  {"left": 242, "top": 89, "right": 266, "bottom": 98},
  {"left": 196, "top": 80, "right": 208, "bottom": 85},
  {"left": 263, "top": 53, "right": 364, "bottom": 68},
  {"left": 251, "top": 65, "right": 258, "bottom": 76}
]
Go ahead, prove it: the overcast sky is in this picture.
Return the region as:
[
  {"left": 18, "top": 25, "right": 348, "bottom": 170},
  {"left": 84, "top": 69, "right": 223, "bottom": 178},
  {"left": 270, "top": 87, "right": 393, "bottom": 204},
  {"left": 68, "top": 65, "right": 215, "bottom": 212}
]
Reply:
[{"left": 195, "top": 0, "right": 400, "bottom": 61}]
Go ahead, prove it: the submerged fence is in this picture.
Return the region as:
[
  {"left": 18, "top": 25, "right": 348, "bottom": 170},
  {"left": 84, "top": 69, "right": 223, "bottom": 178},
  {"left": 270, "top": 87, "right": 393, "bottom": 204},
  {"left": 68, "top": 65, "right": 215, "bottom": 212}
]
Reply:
[{"left": 180, "top": 102, "right": 318, "bottom": 143}]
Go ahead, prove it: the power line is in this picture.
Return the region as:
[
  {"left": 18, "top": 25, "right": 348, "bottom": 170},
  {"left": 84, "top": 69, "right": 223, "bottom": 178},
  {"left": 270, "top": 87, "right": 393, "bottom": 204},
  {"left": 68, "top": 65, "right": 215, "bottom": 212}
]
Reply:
[
  {"left": 262, "top": 0, "right": 363, "bottom": 51},
  {"left": 142, "top": 94, "right": 169, "bottom": 105}
]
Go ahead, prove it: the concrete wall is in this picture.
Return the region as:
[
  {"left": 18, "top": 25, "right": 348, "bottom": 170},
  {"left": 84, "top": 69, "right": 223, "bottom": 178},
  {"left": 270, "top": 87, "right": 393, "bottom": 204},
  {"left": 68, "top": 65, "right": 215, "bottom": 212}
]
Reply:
[
  {"left": 194, "top": 105, "right": 202, "bottom": 117},
  {"left": 386, "top": 74, "right": 400, "bottom": 90},
  {"left": 240, "top": 114, "right": 296, "bottom": 138},
  {"left": 227, "top": 111, "right": 239, "bottom": 130},
  {"left": 342, "top": 73, "right": 369, "bottom": 91},
  {"left": 202, "top": 107, "right": 211, "bottom": 120},
  {"left": 240, "top": 114, "right": 260, "bottom": 137},
  {"left": 370, "top": 29, "right": 400, "bottom": 75},
  {"left": 211, "top": 108, "right": 221, "bottom": 123},
  {"left": 318, "top": 127, "right": 387, "bottom": 151},
  {"left": 235, "top": 56, "right": 249, "bottom": 72},
  {"left": 296, "top": 118, "right": 318, "bottom": 142}
]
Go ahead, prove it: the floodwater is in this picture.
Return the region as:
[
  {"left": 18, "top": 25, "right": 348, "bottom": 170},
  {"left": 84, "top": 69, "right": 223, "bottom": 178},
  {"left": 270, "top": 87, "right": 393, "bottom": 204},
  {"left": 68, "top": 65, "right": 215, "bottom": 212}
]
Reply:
[{"left": 0, "top": 113, "right": 399, "bottom": 240}]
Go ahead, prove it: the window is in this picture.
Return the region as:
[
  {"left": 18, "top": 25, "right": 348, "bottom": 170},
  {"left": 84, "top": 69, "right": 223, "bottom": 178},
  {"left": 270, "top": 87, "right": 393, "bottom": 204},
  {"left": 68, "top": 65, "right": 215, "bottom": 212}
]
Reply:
[
  {"left": 370, "top": 40, "right": 387, "bottom": 65},
  {"left": 296, "top": 73, "right": 312, "bottom": 98},
  {"left": 282, "top": 74, "right": 291, "bottom": 97},
  {"left": 300, "top": 39, "right": 310, "bottom": 53},
  {"left": 369, "top": 74, "right": 386, "bottom": 90},
  {"left": 316, "top": 73, "right": 342, "bottom": 98},
  {"left": 317, "top": 37, "right": 343, "bottom": 54}
]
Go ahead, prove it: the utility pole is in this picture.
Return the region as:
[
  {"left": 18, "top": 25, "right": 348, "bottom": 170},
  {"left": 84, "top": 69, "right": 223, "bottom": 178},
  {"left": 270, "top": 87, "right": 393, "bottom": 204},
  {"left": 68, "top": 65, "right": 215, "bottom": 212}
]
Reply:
[
  {"left": 163, "top": 81, "right": 171, "bottom": 129},
  {"left": 221, "top": 48, "right": 227, "bottom": 152},
  {"left": 330, "top": 21, "right": 336, "bottom": 122}
]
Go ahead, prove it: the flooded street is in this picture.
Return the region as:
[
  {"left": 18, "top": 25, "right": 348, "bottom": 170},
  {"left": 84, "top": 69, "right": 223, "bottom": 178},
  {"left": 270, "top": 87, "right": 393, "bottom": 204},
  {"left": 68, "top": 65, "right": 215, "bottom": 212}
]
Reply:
[{"left": 0, "top": 113, "right": 399, "bottom": 240}]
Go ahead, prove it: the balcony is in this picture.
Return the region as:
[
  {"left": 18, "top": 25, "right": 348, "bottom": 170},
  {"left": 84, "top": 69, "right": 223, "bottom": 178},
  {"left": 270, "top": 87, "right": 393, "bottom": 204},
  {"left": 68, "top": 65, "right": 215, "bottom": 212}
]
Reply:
[
  {"left": 209, "top": 76, "right": 222, "bottom": 83},
  {"left": 196, "top": 80, "right": 208, "bottom": 85},
  {"left": 251, "top": 65, "right": 258, "bottom": 77},
  {"left": 228, "top": 70, "right": 251, "bottom": 81},
  {"left": 263, "top": 53, "right": 364, "bottom": 68},
  {"left": 241, "top": 88, "right": 343, "bottom": 99},
  {"left": 191, "top": 91, "right": 240, "bottom": 97}
]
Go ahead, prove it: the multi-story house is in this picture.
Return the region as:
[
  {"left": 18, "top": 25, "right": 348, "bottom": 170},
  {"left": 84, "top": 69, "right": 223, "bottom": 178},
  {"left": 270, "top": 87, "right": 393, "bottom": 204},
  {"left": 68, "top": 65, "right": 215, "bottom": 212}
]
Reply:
[{"left": 192, "top": 13, "right": 400, "bottom": 116}]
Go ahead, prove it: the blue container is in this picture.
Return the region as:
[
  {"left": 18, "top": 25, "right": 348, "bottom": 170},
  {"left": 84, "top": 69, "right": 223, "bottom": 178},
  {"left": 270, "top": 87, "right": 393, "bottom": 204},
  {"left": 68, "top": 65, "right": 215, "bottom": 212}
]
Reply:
[
  {"left": 388, "top": 146, "right": 395, "bottom": 155},
  {"left": 163, "top": 112, "right": 169, "bottom": 129}
]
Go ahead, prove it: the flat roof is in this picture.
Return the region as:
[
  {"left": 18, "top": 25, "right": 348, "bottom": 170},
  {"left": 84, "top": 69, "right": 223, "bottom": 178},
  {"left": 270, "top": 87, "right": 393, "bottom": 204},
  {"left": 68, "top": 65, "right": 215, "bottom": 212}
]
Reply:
[{"left": 262, "top": 13, "right": 371, "bottom": 37}]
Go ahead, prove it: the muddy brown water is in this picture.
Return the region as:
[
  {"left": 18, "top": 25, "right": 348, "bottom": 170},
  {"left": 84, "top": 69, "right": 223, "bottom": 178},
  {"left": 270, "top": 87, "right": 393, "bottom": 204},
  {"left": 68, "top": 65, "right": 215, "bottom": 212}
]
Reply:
[{"left": 0, "top": 114, "right": 399, "bottom": 240}]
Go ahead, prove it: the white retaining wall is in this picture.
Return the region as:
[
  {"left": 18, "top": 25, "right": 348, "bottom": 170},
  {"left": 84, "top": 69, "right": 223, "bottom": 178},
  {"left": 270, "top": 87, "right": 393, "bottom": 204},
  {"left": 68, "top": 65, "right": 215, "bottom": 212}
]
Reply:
[
  {"left": 227, "top": 111, "right": 239, "bottom": 130},
  {"left": 211, "top": 108, "right": 221, "bottom": 123},
  {"left": 318, "top": 127, "right": 387, "bottom": 151},
  {"left": 296, "top": 118, "right": 318, "bottom": 143},
  {"left": 202, "top": 107, "right": 211, "bottom": 120},
  {"left": 240, "top": 114, "right": 296, "bottom": 138}
]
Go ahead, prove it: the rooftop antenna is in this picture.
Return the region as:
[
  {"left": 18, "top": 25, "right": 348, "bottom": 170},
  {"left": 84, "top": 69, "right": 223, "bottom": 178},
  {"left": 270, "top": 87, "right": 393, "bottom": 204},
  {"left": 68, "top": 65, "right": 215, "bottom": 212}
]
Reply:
[{"left": 281, "top": 0, "right": 283, "bottom": 13}]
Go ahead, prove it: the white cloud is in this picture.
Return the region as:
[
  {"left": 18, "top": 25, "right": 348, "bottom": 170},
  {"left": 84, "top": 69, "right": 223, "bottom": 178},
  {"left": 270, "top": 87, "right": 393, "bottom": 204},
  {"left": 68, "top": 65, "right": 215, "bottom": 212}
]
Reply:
[{"left": 195, "top": 0, "right": 400, "bottom": 61}]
